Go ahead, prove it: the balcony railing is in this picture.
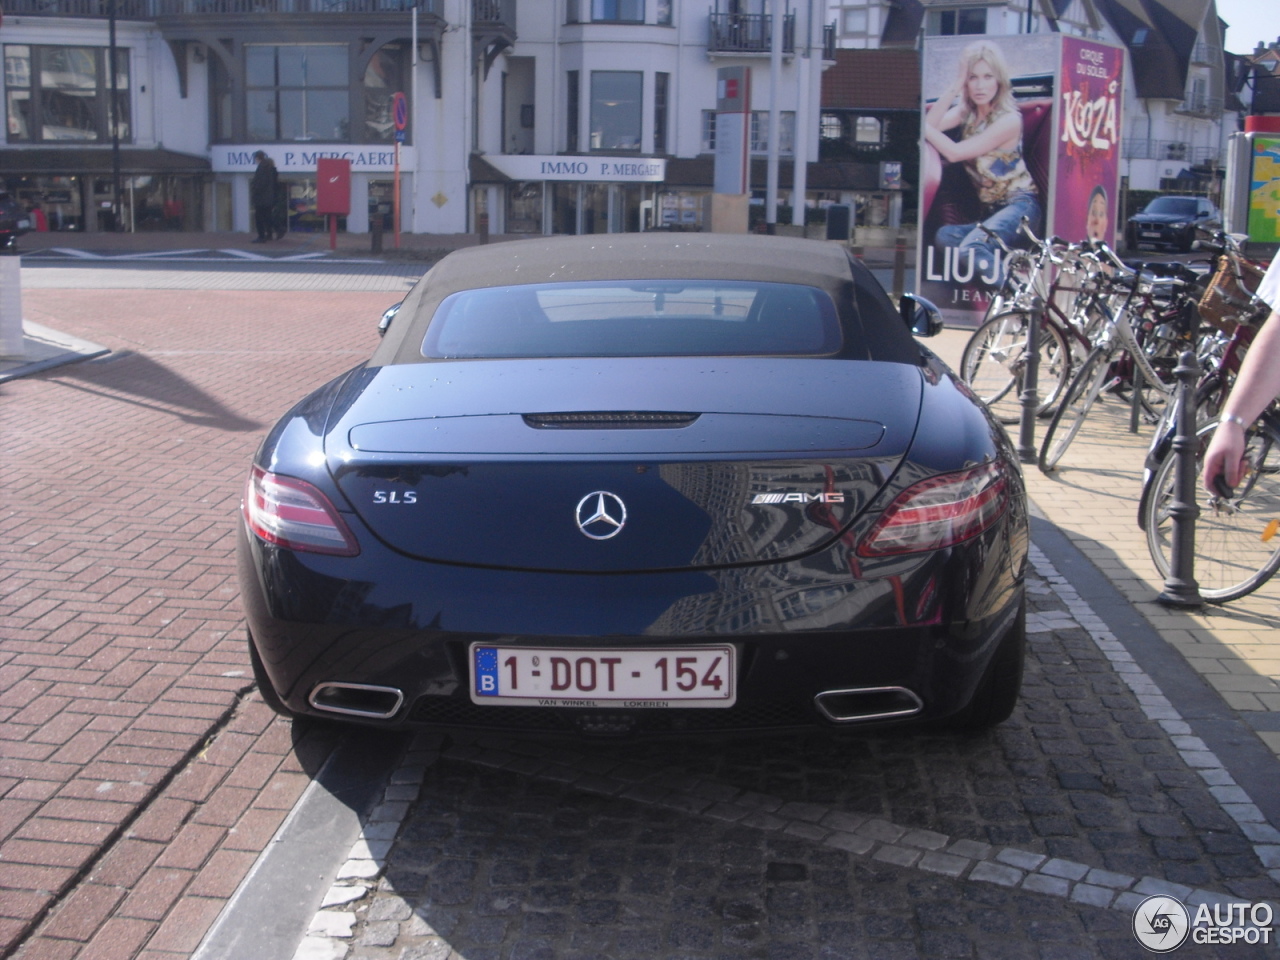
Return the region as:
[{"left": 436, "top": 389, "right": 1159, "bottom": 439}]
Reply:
[
  {"left": 1190, "top": 41, "right": 1221, "bottom": 65},
  {"left": 3, "top": 0, "right": 436, "bottom": 17},
  {"left": 1122, "top": 138, "right": 1221, "bottom": 167},
  {"left": 708, "top": 12, "right": 795, "bottom": 54},
  {"left": 1175, "top": 96, "right": 1224, "bottom": 117},
  {"left": 472, "top": 0, "right": 513, "bottom": 26}
]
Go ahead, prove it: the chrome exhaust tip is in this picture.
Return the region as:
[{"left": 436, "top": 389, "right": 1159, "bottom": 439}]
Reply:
[
  {"left": 813, "top": 686, "right": 923, "bottom": 723},
  {"left": 309, "top": 682, "right": 404, "bottom": 720}
]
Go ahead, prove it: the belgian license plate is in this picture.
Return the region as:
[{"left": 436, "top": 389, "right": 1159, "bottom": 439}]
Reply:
[
  {"left": 1141, "top": 230, "right": 1161, "bottom": 238},
  {"left": 470, "top": 644, "right": 736, "bottom": 708}
]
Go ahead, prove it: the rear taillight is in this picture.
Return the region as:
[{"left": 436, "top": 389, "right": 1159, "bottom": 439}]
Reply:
[
  {"left": 857, "top": 462, "right": 1008, "bottom": 558},
  {"left": 243, "top": 465, "right": 359, "bottom": 556}
]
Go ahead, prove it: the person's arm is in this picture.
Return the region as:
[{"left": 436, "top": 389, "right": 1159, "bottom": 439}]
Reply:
[
  {"left": 923, "top": 111, "right": 1021, "bottom": 165},
  {"left": 1202, "top": 306, "right": 1280, "bottom": 491}
]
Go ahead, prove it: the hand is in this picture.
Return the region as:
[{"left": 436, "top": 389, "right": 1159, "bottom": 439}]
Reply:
[{"left": 1202, "top": 419, "right": 1247, "bottom": 495}]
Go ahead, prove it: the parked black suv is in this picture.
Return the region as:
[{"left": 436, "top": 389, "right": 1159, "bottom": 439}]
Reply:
[
  {"left": 1125, "top": 195, "right": 1220, "bottom": 252},
  {"left": 0, "top": 191, "right": 32, "bottom": 252}
]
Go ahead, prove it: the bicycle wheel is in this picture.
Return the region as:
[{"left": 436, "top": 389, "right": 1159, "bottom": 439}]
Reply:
[
  {"left": 960, "top": 311, "right": 1071, "bottom": 425},
  {"left": 1037, "top": 346, "right": 1112, "bottom": 472},
  {"left": 1144, "top": 420, "right": 1280, "bottom": 603}
]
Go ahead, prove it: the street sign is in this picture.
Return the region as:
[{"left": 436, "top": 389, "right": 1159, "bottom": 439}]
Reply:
[{"left": 392, "top": 92, "right": 408, "bottom": 132}]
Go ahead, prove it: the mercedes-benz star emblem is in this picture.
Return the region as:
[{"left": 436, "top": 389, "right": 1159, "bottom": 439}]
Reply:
[{"left": 576, "top": 491, "right": 627, "bottom": 540}]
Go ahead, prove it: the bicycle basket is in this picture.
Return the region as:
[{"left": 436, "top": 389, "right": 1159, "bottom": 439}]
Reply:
[{"left": 1198, "top": 254, "right": 1267, "bottom": 333}]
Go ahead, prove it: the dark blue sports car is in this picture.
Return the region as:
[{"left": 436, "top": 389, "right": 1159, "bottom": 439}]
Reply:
[{"left": 238, "top": 233, "right": 1028, "bottom": 737}]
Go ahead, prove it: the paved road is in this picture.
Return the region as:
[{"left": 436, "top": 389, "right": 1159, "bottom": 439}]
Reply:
[{"left": 1, "top": 257, "right": 1277, "bottom": 960}]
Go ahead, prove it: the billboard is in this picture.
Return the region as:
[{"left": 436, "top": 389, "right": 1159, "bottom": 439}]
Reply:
[
  {"left": 916, "top": 35, "right": 1124, "bottom": 327},
  {"left": 1053, "top": 37, "right": 1124, "bottom": 249},
  {"left": 1247, "top": 137, "right": 1280, "bottom": 245}
]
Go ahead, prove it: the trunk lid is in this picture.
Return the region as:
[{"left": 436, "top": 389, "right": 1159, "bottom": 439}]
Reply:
[{"left": 325, "top": 358, "right": 921, "bottom": 572}]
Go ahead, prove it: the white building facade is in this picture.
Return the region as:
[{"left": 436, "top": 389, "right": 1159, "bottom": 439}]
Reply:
[{"left": 1, "top": 0, "right": 839, "bottom": 236}]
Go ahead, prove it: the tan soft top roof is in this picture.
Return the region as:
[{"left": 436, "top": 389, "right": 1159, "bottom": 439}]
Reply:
[{"left": 371, "top": 233, "right": 919, "bottom": 366}]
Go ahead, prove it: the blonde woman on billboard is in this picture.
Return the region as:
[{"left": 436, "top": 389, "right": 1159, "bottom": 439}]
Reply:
[{"left": 923, "top": 40, "right": 1042, "bottom": 280}]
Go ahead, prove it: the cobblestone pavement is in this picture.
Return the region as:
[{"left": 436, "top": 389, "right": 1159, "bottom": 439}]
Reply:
[
  {"left": 295, "top": 551, "right": 1280, "bottom": 960},
  {"left": 3, "top": 258, "right": 1279, "bottom": 960}
]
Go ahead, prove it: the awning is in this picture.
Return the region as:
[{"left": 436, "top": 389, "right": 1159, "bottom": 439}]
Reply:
[{"left": 0, "top": 148, "right": 211, "bottom": 175}]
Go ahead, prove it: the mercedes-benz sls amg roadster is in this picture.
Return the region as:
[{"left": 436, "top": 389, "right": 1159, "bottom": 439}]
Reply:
[{"left": 237, "top": 233, "right": 1029, "bottom": 737}]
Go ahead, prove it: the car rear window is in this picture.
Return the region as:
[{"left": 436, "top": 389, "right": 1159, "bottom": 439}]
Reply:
[
  {"left": 1144, "top": 198, "right": 1196, "bottom": 217},
  {"left": 421, "top": 280, "right": 843, "bottom": 359}
]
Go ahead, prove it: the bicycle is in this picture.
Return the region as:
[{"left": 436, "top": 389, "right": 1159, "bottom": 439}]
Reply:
[
  {"left": 960, "top": 228, "right": 1105, "bottom": 423},
  {"left": 1136, "top": 232, "right": 1272, "bottom": 526},
  {"left": 1036, "top": 247, "right": 1200, "bottom": 472},
  {"left": 1142, "top": 410, "right": 1280, "bottom": 602}
]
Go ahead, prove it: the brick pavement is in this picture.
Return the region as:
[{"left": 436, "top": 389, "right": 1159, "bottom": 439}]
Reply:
[{"left": 1, "top": 286, "right": 400, "bottom": 960}]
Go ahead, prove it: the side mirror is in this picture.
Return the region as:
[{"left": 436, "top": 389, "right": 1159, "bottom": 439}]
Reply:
[
  {"left": 900, "top": 293, "right": 944, "bottom": 338},
  {"left": 378, "top": 302, "right": 401, "bottom": 337}
]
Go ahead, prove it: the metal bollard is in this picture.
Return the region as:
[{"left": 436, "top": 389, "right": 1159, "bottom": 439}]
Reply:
[
  {"left": 0, "top": 255, "right": 24, "bottom": 359},
  {"left": 892, "top": 236, "right": 906, "bottom": 299},
  {"left": 371, "top": 217, "right": 383, "bottom": 255},
  {"left": 1156, "top": 350, "right": 1203, "bottom": 607},
  {"left": 1017, "top": 298, "right": 1042, "bottom": 464}
]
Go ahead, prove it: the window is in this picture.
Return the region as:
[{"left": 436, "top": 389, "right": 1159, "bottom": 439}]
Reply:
[
  {"left": 363, "top": 45, "right": 409, "bottom": 143},
  {"left": 820, "top": 113, "right": 843, "bottom": 140},
  {"left": 702, "top": 109, "right": 716, "bottom": 152},
  {"left": 566, "top": 0, "right": 580, "bottom": 20},
  {"left": 656, "top": 0, "right": 672, "bottom": 24},
  {"left": 654, "top": 72, "right": 669, "bottom": 155},
  {"left": 422, "top": 281, "right": 843, "bottom": 359},
  {"left": 854, "top": 116, "right": 882, "bottom": 143},
  {"left": 246, "top": 44, "right": 349, "bottom": 142},
  {"left": 750, "top": 110, "right": 794, "bottom": 154},
  {"left": 590, "top": 71, "right": 642, "bottom": 151},
  {"left": 567, "top": 70, "right": 579, "bottom": 152},
  {"left": 842, "top": 8, "right": 867, "bottom": 33},
  {"left": 4, "top": 44, "right": 129, "bottom": 143},
  {"left": 591, "top": 0, "right": 644, "bottom": 21},
  {"left": 926, "top": 7, "right": 987, "bottom": 35}
]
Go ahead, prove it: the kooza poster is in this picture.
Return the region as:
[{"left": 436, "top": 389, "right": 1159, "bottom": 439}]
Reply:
[{"left": 1053, "top": 38, "right": 1124, "bottom": 251}]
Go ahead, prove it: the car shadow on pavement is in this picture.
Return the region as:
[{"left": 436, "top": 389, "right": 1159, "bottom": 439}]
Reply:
[{"left": 45, "top": 351, "right": 262, "bottom": 432}]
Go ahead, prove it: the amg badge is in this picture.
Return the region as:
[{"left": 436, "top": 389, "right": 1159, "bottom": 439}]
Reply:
[{"left": 752, "top": 492, "right": 845, "bottom": 504}]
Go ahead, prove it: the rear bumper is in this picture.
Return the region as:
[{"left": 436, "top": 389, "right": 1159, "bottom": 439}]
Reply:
[{"left": 237, "top": 511, "right": 1027, "bottom": 736}]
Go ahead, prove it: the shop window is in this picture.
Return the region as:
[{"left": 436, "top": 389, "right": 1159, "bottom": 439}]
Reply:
[
  {"left": 591, "top": 0, "right": 643, "bottom": 21},
  {"left": 4, "top": 44, "right": 129, "bottom": 144},
  {"left": 750, "top": 111, "right": 794, "bottom": 155},
  {"left": 246, "top": 44, "right": 349, "bottom": 142},
  {"left": 590, "top": 71, "right": 642, "bottom": 151},
  {"left": 363, "top": 44, "right": 409, "bottom": 143}
]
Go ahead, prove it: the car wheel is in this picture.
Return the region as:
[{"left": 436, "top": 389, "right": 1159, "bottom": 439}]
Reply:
[
  {"left": 946, "top": 598, "right": 1025, "bottom": 731},
  {"left": 247, "top": 630, "right": 298, "bottom": 719}
]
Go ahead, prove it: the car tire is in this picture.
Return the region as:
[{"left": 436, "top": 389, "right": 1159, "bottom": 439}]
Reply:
[
  {"left": 247, "top": 630, "right": 298, "bottom": 719},
  {"left": 946, "top": 598, "right": 1025, "bottom": 731}
]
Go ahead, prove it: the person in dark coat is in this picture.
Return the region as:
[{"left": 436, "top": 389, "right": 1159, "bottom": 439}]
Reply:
[{"left": 250, "top": 151, "right": 279, "bottom": 242}]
